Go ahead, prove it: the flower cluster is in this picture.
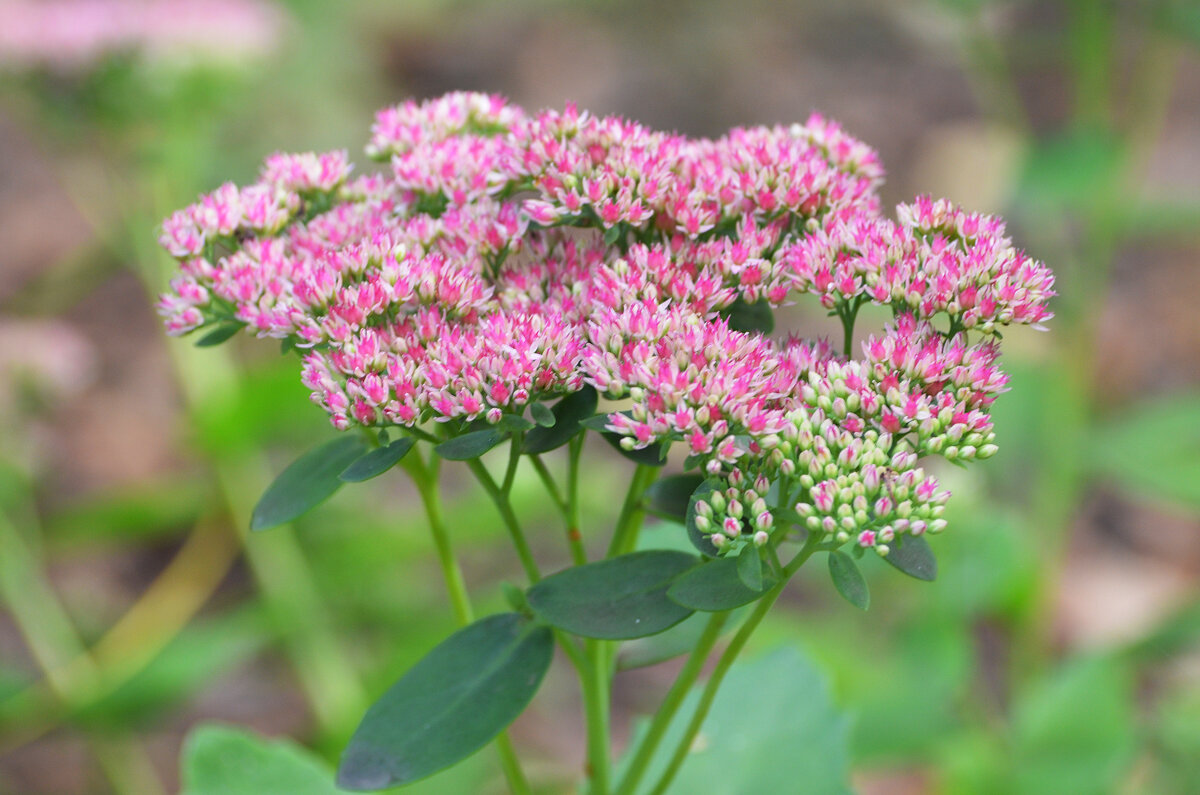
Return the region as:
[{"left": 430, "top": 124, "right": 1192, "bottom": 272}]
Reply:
[
  {"left": 0, "top": 0, "right": 282, "bottom": 71},
  {"left": 159, "top": 92, "right": 1054, "bottom": 557}
]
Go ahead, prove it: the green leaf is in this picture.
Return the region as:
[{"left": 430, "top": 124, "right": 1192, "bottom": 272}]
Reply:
[
  {"left": 339, "top": 438, "right": 416, "bottom": 483},
  {"left": 524, "top": 387, "right": 598, "bottom": 454},
  {"left": 1087, "top": 390, "right": 1200, "bottom": 511},
  {"left": 182, "top": 724, "right": 342, "bottom": 795},
  {"left": 433, "top": 429, "right": 507, "bottom": 461},
  {"left": 667, "top": 557, "right": 774, "bottom": 612},
  {"left": 828, "top": 551, "right": 869, "bottom": 610},
  {"left": 579, "top": 412, "right": 614, "bottom": 432},
  {"left": 604, "top": 223, "right": 625, "bottom": 247},
  {"left": 736, "top": 545, "right": 763, "bottom": 591},
  {"left": 526, "top": 551, "right": 697, "bottom": 639},
  {"left": 883, "top": 533, "right": 937, "bottom": 581},
  {"left": 338, "top": 613, "right": 553, "bottom": 790},
  {"left": 602, "top": 432, "right": 668, "bottom": 467},
  {"left": 1011, "top": 655, "right": 1135, "bottom": 795},
  {"left": 644, "top": 474, "right": 706, "bottom": 521},
  {"left": 722, "top": 296, "right": 775, "bottom": 334},
  {"left": 492, "top": 414, "right": 535, "bottom": 432},
  {"left": 251, "top": 436, "right": 367, "bottom": 531},
  {"left": 194, "top": 321, "right": 245, "bottom": 347},
  {"left": 685, "top": 479, "right": 722, "bottom": 557},
  {"left": 530, "top": 402, "right": 556, "bottom": 427},
  {"left": 617, "top": 606, "right": 749, "bottom": 671},
  {"left": 616, "top": 647, "right": 852, "bottom": 794}
]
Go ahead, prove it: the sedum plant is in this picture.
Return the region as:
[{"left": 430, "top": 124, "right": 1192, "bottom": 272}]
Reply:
[{"left": 158, "top": 92, "right": 1054, "bottom": 794}]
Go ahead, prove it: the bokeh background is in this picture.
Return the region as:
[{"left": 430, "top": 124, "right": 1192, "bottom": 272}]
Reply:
[{"left": 2, "top": 0, "right": 1199, "bottom": 792}]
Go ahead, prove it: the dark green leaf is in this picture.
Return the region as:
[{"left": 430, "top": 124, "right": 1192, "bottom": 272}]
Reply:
[
  {"left": 492, "top": 414, "right": 535, "bottom": 433},
  {"left": 182, "top": 724, "right": 340, "bottom": 795},
  {"left": 601, "top": 432, "right": 668, "bottom": 467},
  {"left": 667, "top": 557, "right": 774, "bottom": 612},
  {"left": 828, "top": 551, "right": 870, "bottom": 610},
  {"left": 685, "top": 479, "right": 723, "bottom": 557},
  {"left": 524, "top": 387, "right": 598, "bottom": 454},
  {"left": 338, "top": 613, "right": 553, "bottom": 790},
  {"left": 722, "top": 297, "right": 775, "bottom": 334},
  {"left": 434, "top": 429, "right": 507, "bottom": 461},
  {"left": 339, "top": 438, "right": 416, "bottom": 483},
  {"left": 195, "top": 322, "right": 245, "bottom": 347},
  {"left": 883, "top": 533, "right": 938, "bottom": 581},
  {"left": 604, "top": 224, "right": 624, "bottom": 247},
  {"left": 579, "top": 413, "right": 614, "bottom": 432},
  {"left": 736, "top": 545, "right": 764, "bottom": 592},
  {"left": 644, "top": 474, "right": 706, "bottom": 521},
  {"left": 530, "top": 402, "right": 556, "bottom": 427},
  {"left": 526, "top": 551, "right": 697, "bottom": 639},
  {"left": 615, "top": 647, "right": 851, "bottom": 794},
  {"left": 251, "top": 436, "right": 367, "bottom": 531}
]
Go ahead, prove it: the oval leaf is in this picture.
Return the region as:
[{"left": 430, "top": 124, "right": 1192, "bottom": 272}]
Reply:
[
  {"left": 685, "top": 479, "right": 723, "bottom": 557},
  {"left": 195, "top": 321, "right": 245, "bottom": 347},
  {"left": 339, "top": 438, "right": 416, "bottom": 483},
  {"left": 338, "top": 613, "right": 553, "bottom": 791},
  {"left": 182, "top": 724, "right": 340, "bottom": 795},
  {"left": 602, "top": 432, "right": 668, "bottom": 467},
  {"left": 251, "top": 436, "right": 367, "bottom": 531},
  {"left": 617, "top": 606, "right": 749, "bottom": 671},
  {"left": 524, "top": 387, "right": 598, "bottom": 454},
  {"left": 530, "top": 402, "right": 556, "bottom": 427},
  {"left": 736, "top": 545, "right": 764, "bottom": 592},
  {"left": 827, "top": 551, "right": 869, "bottom": 610},
  {"left": 434, "top": 429, "right": 507, "bottom": 461},
  {"left": 492, "top": 414, "right": 535, "bottom": 433},
  {"left": 645, "top": 474, "right": 706, "bottom": 522},
  {"left": 722, "top": 297, "right": 775, "bottom": 334},
  {"left": 883, "top": 533, "right": 938, "bottom": 581},
  {"left": 667, "top": 557, "right": 775, "bottom": 612},
  {"left": 527, "top": 551, "right": 697, "bottom": 639}
]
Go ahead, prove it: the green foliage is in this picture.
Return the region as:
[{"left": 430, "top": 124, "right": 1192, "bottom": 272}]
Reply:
[
  {"left": 433, "top": 428, "right": 508, "bottom": 460},
  {"left": 251, "top": 437, "right": 368, "bottom": 531},
  {"left": 685, "top": 478, "right": 722, "bottom": 557},
  {"left": 721, "top": 296, "right": 775, "bottom": 334},
  {"left": 643, "top": 474, "right": 706, "bottom": 522},
  {"left": 339, "top": 438, "right": 416, "bottom": 483},
  {"left": 527, "top": 551, "right": 697, "bottom": 639},
  {"left": 338, "top": 613, "right": 553, "bottom": 790},
  {"left": 194, "top": 322, "right": 246, "bottom": 348},
  {"left": 828, "top": 551, "right": 870, "bottom": 610},
  {"left": 524, "top": 387, "right": 597, "bottom": 454},
  {"left": 182, "top": 724, "right": 344, "bottom": 795},
  {"left": 618, "top": 647, "right": 852, "bottom": 794},
  {"left": 667, "top": 556, "right": 773, "bottom": 611},
  {"left": 882, "top": 534, "right": 938, "bottom": 581}
]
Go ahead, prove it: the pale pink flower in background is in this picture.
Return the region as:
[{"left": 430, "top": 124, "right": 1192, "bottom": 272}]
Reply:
[{"left": 0, "top": 0, "right": 283, "bottom": 72}]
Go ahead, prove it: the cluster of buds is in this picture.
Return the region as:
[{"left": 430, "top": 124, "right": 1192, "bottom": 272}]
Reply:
[{"left": 159, "top": 92, "right": 1054, "bottom": 558}]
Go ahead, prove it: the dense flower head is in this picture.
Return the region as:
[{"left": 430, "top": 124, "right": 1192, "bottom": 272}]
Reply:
[{"left": 159, "top": 92, "right": 1054, "bottom": 557}]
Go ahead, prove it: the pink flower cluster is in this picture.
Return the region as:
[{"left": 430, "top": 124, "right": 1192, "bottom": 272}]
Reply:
[
  {"left": 0, "top": 0, "right": 282, "bottom": 72},
  {"left": 159, "top": 92, "right": 1054, "bottom": 555}
]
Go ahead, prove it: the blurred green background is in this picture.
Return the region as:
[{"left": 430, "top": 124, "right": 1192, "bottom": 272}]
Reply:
[{"left": 1, "top": 0, "right": 1199, "bottom": 792}]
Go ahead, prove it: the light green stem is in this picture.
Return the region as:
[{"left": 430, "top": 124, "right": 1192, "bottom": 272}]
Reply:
[
  {"left": 645, "top": 533, "right": 821, "bottom": 795},
  {"left": 583, "top": 639, "right": 613, "bottom": 795},
  {"left": 464, "top": 458, "right": 542, "bottom": 583},
  {"left": 607, "top": 465, "right": 658, "bottom": 558},
  {"left": 614, "top": 611, "right": 729, "bottom": 795}
]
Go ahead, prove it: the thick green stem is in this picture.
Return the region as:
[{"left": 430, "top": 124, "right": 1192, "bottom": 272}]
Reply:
[
  {"left": 402, "top": 449, "right": 532, "bottom": 795},
  {"left": 566, "top": 435, "right": 588, "bottom": 565},
  {"left": 645, "top": 533, "right": 820, "bottom": 795},
  {"left": 583, "top": 639, "right": 613, "bottom": 795},
  {"left": 464, "top": 458, "right": 541, "bottom": 583},
  {"left": 607, "top": 465, "right": 658, "bottom": 558},
  {"left": 614, "top": 612, "right": 729, "bottom": 795}
]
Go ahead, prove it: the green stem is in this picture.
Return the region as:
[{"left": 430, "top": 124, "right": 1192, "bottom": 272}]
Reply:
[
  {"left": 464, "top": 458, "right": 541, "bottom": 583},
  {"left": 583, "top": 639, "right": 613, "bottom": 795},
  {"left": 614, "top": 612, "right": 729, "bottom": 795},
  {"left": 404, "top": 451, "right": 473, "bottom": 626},
  {"left": 645, "top": 533, "right": 821, "bottom": 795},
  {"left": 566, "top": 434, "right": 588, "bottom": 565},
  {"left": 607, "top": 465, "right": 658, "bottom": 558},
  {"left": 401, "top": 449, "right": 533, "bottom": 795}
]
